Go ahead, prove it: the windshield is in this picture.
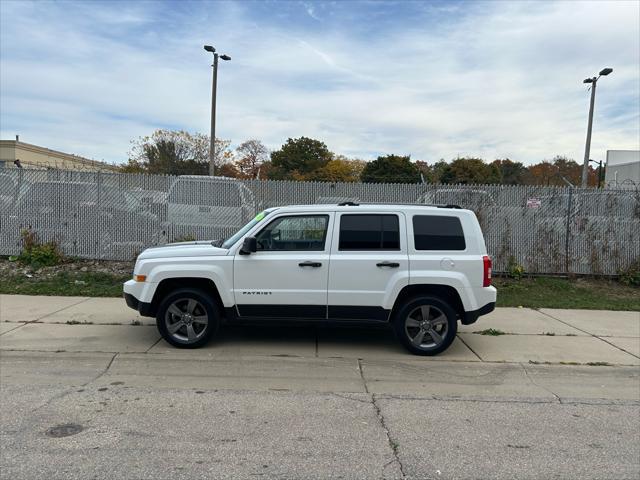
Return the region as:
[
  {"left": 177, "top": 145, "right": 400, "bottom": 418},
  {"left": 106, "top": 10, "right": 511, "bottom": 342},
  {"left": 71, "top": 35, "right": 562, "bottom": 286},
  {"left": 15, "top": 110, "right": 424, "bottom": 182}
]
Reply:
[{"left": 220, "top": 210, "right": 272, "bottom": 249}]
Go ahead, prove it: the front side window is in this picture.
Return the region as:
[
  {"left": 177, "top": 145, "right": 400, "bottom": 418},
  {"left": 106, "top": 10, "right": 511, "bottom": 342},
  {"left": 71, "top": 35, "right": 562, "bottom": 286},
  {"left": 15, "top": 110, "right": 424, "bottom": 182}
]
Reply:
[
  {"left": 221, "top": 210, "right": 270, "bottom": 249},
  {"left": 339, "top": 214, "right": 400, "bottom": 250},
  {"left": 256, "top": 215, "right": 329, "bottom": 251},
  {"left": 413, "top": 215, "right": 465, "bottom": 250}
]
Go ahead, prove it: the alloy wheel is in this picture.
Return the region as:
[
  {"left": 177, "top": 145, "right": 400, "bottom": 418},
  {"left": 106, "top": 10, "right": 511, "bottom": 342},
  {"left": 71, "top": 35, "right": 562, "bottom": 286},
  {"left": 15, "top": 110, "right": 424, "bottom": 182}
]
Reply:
[
  {"left": 404, "top": 304, "right": 449, "bottom": 350},
  {"left": 164, "top": 298, "right": 209, "bottom": 343}
]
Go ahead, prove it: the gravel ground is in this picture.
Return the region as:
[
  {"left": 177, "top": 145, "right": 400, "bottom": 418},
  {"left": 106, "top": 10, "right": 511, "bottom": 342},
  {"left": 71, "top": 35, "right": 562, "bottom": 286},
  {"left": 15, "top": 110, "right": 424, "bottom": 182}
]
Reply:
[{"left": 1, "top": 258, "right": 134, "bottom": 278}]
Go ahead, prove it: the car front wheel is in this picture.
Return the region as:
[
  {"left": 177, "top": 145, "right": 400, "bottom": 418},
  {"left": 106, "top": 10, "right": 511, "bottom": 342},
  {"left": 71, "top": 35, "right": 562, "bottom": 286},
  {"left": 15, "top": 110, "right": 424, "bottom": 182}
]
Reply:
[
  {"left": 156, "top": 288, "right": 219, "bottom": 348},
  {"left": 393, "top": 296, "right": 457, "bottom": 356}
]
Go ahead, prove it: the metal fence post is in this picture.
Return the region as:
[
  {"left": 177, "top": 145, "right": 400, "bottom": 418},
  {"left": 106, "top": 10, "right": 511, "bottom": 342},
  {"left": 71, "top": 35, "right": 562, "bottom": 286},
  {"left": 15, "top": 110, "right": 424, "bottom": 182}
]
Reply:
[
  {"left": 564, "top": 187, "right": 573, "bottom": 275},
  {"left": 96, "top": 171, "right": 102, "bottom": 259}
]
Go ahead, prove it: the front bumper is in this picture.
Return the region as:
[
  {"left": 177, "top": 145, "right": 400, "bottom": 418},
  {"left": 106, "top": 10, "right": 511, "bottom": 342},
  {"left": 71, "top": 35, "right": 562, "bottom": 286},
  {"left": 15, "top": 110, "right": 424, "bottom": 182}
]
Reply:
[
  {"left": 123, "top": 291, "right": 155, "bottom": 317},
  {"left": 461, "top": 301, "right": 496, "bottom": 325}
]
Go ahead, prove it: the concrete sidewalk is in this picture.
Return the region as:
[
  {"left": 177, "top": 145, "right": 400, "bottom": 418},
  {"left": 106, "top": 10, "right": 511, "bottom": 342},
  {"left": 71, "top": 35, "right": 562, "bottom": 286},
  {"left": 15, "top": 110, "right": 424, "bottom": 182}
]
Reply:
[{"left": 1, "top": 294, "right": 638, "bottom": 365}]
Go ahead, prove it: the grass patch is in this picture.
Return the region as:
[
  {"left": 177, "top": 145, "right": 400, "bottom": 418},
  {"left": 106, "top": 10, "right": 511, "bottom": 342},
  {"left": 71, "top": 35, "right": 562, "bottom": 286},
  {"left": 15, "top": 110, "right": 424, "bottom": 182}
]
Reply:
[
  {"left": 389, "top": 440, "right": 400, "bottom": 453},
  {"left": 494, "top": 277, "right": 640, "bottom": 311},
  {"left": 475, "top": 328, "right": 506, "bottom": 336},
  {"left": 0, "top": 271, "right": 129, "bottom": 297}
]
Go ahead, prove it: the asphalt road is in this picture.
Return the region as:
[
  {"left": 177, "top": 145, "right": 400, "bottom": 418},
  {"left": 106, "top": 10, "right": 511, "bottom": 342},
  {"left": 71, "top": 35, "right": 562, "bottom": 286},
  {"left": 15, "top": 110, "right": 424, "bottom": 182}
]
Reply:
[{"left": 1, "top": 350, "right": 639, "bottom": 480}]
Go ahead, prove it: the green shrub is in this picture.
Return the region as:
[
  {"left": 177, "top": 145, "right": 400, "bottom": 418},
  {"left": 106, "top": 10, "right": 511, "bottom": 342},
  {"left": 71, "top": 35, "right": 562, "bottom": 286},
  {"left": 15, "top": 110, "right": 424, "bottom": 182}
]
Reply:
[
  {"left": 507, "top": 256, "right": 525, "bottom": 280},
  {"left": 618, "top": 260, "right": 640, "bottom": 287},
  {"left": 18, "top": 229, "right": 63, "bottom": 268}
]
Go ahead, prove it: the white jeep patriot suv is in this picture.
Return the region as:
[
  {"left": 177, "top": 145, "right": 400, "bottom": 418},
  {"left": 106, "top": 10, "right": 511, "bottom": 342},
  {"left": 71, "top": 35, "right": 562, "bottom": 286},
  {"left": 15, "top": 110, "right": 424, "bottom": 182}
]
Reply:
[{"left": 124, "top": 203, "right": 496, "bottom": 355}]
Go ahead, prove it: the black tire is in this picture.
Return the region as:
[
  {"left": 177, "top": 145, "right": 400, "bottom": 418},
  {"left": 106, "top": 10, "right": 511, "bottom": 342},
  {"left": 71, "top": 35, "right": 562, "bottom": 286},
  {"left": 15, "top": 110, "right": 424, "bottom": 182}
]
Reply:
[
  {"left": 393, "top": 295, "right": 458, "bottom": 356},
  {"left": 156, "top": 288, "right": 220, "bottom": 348}
]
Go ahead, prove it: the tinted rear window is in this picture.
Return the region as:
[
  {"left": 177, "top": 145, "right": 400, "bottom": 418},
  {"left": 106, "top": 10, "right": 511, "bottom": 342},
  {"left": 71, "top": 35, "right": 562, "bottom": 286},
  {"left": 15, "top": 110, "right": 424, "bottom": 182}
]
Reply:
[
  {"left": 413, "top": 215, "right": 465, "bottom": 250},
  {"left": 339, "top": 214, "right": 400, "bottom": 250}
]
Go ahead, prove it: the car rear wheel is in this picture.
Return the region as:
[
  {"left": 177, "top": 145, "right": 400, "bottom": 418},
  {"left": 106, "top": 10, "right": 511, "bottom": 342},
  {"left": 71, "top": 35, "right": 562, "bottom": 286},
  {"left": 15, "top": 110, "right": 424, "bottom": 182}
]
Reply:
[
  {"left": 156, "top": 288, "right": 219, "bottom": 348},
  {"left": 393, "top": 296, "right": 457, "bottom": 356}
]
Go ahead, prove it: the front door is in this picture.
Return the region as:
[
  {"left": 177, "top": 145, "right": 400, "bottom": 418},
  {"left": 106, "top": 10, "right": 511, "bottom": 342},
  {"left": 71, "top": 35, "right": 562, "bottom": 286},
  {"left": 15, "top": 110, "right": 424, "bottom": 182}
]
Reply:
[{"left": 233, "top": 213, "right": 333, "bottom": 318}]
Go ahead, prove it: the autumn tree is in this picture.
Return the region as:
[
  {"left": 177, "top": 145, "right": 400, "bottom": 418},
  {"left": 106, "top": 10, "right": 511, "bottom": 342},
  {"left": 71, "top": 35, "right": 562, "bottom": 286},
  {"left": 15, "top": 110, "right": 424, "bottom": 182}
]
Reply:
[
  {"left": 269, "top": 137, "right": 332, "bottom": 180},
  {"left": 526, "top": 161, "right": 559, "bottom": 185},
  {"left": 551, "top": 156, "right": 583, "bottom": 186},
  {"left": 441, "top": 158, "right": 501, "bottom": 184},
  {"left": 360, "top": 155, "right": 421, "bottom": 183},
  {"left": 525, "top": 156, "right": 597, "bottom": 186},
  {"left": 491, "top": 159, "right": 527, "bottom": 185},
  {"left": 234, "top": 139, "right": 269, "bottom": 179},
  {"left": 216, "top": 162, "right": 241, "bottom": 178},
  {"left": 255, "top": 160, "right": 274, "bottom": 179},
  {"left": 415, "top": 159, "right": 451, "bottom": 184},
  {"left": 313, "top": 156, "right": 366, "bottom": 182},
  {"left": 122, "top": 129, "right": 231, "bottom": 175}
]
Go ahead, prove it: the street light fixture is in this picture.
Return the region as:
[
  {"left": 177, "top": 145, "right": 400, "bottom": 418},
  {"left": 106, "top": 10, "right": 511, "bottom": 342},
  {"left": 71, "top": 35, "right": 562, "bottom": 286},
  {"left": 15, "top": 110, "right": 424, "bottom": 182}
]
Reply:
[
  {"left": 581, "top": 67, "right": 613, "bottom": 188},
  {"left": 204, "top": 45, "right": 231, "bottom": 176}
]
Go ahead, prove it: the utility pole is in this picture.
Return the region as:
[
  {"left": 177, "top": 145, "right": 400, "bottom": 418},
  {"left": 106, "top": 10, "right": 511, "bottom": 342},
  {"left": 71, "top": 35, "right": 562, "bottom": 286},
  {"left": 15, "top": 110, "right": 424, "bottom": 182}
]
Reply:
[
  {"left": 581, "top": 67, "right": 612, "bottom": 188},
  {"left": 581, "top": 79, "right": 596, "bottom": 188},
  {"left": 204, "top": 45, "right": 231, "bottom": 176}
]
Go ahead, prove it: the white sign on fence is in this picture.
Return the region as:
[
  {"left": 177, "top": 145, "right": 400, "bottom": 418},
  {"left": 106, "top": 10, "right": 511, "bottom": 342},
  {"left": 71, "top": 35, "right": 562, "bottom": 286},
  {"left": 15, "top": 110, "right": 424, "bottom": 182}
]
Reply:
[{"left": 526, "top": 198, "right": 541, "bottom": 208}]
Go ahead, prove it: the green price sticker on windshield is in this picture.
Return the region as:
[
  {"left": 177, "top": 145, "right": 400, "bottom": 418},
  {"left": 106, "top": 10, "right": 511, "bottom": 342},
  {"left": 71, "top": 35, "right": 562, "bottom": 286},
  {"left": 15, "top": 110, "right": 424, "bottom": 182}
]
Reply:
[{"left": 254, "top": 212, "right": 266, "bottom": 221}]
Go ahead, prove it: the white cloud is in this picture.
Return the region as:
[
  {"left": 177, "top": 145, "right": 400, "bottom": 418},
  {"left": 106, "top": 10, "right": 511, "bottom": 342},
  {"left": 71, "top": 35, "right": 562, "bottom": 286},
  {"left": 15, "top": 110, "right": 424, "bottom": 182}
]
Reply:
[{"left": 0, "top": 0, "right": 638, "bottom": 165}]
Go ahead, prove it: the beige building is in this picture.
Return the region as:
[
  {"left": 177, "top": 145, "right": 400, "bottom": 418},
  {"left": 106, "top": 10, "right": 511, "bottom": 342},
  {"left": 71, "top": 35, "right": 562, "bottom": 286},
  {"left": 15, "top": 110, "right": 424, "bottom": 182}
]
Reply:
[{"left": 0, "top": 139, "right": 118, "bottom": 172}]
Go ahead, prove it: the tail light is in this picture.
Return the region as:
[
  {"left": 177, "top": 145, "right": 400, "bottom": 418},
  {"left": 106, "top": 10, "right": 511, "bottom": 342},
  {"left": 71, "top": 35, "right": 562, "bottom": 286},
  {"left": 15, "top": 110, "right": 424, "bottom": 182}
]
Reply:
[{"left": 482, "top": 255, "right": 492, "bottom": 287}]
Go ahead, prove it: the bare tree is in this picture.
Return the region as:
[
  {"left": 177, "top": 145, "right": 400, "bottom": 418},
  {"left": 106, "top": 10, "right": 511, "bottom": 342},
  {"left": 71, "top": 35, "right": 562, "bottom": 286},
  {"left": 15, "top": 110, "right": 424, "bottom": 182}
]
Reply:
[
  {"left": 234, "top": 139, "right": 269, "bottom": 179},
  {"left": 124, "top": 129, "right": 231, "bottom": 175}
]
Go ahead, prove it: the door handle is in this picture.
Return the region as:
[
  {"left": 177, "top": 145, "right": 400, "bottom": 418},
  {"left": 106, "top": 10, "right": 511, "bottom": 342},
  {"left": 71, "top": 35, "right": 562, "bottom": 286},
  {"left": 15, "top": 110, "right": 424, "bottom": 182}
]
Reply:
[
  {"left": 376, "top": 262, "right": 400, "bottom": 268},
  {"left": 299, "top": 261, "right": 322, "bottom": 268}
]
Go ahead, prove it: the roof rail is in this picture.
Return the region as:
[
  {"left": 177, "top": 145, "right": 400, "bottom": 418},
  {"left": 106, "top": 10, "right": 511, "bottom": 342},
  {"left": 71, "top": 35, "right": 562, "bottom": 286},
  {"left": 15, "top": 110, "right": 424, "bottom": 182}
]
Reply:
[{"left": 336, "top": 202, "right": 461, "bottom": 209}]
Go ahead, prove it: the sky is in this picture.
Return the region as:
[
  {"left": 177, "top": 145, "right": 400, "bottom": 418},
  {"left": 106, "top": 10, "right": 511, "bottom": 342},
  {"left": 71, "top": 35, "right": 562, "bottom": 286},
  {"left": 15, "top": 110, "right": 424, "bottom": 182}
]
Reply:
[{"left": 0, "top": 0, "right": 639, "bottom": 166}]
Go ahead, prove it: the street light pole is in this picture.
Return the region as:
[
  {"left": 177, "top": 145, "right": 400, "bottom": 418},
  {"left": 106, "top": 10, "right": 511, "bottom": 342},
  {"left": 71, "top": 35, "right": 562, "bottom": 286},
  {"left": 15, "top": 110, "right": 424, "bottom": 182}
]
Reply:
[
  {"left": 209, "top": 52, "right": 218, "bottom": 176},
  {"left": 204, "top": 45, "right": 231, "bottom": 176},
  {"left": 581, "top": 67, "right": 612, "bottom": 188}
]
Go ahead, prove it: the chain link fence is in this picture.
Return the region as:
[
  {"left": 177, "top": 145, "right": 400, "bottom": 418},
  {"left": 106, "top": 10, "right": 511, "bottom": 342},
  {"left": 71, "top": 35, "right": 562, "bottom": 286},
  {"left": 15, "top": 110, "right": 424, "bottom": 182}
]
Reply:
[{"left": 1, "top": 168, "right": 638, "bottom": 275}]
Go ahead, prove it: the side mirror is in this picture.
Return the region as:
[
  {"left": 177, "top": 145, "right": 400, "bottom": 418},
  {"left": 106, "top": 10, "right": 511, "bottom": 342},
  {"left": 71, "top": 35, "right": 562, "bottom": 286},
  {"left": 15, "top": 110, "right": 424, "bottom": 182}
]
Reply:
[{"left": 240, "top": 236, "right": 257, "bottom": 255}]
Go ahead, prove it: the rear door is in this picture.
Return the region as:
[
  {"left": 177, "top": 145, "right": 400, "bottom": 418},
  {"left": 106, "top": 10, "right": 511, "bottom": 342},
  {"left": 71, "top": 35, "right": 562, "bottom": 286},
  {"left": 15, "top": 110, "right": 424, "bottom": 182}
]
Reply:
[
  {"left": 409, "top": 212, "right": 480, "bottom": 285},
  {"left": 327, "top": 212, "right": 408, "bottom": 320},
  {"left": 233, "top": 212, "right": 333, "bottom": 319}
]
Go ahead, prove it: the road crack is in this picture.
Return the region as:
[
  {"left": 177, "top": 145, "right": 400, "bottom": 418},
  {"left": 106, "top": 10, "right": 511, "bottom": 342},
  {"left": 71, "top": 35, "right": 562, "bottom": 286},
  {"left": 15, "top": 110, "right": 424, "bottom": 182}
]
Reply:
[
  {"left": 24, "top": 352, "right": 118, "bottom": 418},
  {"left": 358, "top": 359, "right": 406, "bottom": 479},
  {"left": 84, "top": 352, "right": 119, "bottom": 386},
  {"left": 520, "top": 363, "right": 562, "bottom": 403}
]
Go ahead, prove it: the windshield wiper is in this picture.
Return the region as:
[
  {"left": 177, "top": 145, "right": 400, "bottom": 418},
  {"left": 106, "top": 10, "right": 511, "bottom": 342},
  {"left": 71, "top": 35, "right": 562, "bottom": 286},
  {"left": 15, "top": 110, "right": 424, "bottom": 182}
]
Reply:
[{"left": 210, "top": 239, "right": 223, "bottom": 247}]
